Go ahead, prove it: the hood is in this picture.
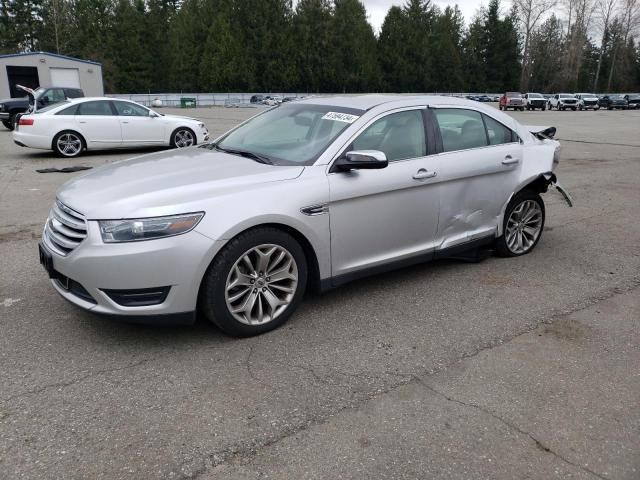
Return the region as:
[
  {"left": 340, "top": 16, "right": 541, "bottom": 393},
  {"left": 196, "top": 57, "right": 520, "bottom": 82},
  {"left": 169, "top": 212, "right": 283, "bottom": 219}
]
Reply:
[
  {"left": 0, "top": 96, "right": 28, "bottom": 105},
  {"left": 162, "top": 114, "right": 200, "bottom": 122},
  {"left": 57, "top": 147, "right": 304, "bottom": 219}
]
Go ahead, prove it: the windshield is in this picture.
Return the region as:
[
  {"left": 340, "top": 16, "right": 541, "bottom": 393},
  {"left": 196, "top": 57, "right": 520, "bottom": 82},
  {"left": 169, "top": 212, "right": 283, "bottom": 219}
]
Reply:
[
  {"left": 610, "top": 95, "right": 625, "bottom": 99},
  {"left": 506, "top": 92, "right": 521, "bottom": 98},
  {"left": 213, "top": 104, "right": 364, "bottom": 166},
  {"left": 528, "top": 93, "right": 543, "bottom": 98},
  {"left": 578, "top": 93, "right": 595, "bottom": 97},
  {"left": 559, "top": 94, "right": 575, "bottom": 98}
]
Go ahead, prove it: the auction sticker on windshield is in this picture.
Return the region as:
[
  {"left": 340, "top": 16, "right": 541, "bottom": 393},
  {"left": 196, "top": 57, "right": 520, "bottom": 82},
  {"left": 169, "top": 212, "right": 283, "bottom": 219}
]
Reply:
[{"left": 321, "top": 112, "right": 359, "bottom": 123}]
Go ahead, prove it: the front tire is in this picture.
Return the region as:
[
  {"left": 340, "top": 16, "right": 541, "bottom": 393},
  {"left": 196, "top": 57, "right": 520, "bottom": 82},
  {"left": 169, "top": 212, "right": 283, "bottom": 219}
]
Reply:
[
  {"left": 171, "top": 127, "right": 196, "bottom": 148},
  {"left": 199, "top": 227, "right": 308, "bottom": 337},
  {"left": 53, "top": 130, "right": 85, "bottom": 158},
  {"left": 495, "top": 190, "right": 545, "bottom": 257}
]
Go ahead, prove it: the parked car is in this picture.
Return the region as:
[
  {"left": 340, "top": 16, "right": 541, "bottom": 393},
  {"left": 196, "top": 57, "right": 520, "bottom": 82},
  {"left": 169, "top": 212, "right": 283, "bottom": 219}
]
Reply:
[
  {"left": 38, "top": 95, "right": 571, "bottom": 336},
  {"left": 574, "top": 93, "right": 600, "bottom": 110},
  {"left": 475, "top": 95, "right": 492, "bottom": 102},
  {"left": 263, "top": 96, "right": 283, "bottom": 106},
  {"left": 599, "top": 94, "right": 628, "bottom": 110},
  {"left": 623, "top": 93, "right": 640, "bottom": 109},
  {"left": 0, "top": 85, "right": 84, "bottom": 130},
  {"left": 13, "top": 97, "right": 209, "bottom": 158},
  {"left": 523, "top": 93, "right": 546, "bottom": 110},
  {"left": 249, "top": 95, "right": 264, "bottom": 104},
  {"left": 548, "top": 94, "right": 578, "bottom": 111},
  {"left": 499, "top": 92, "right": 524, "bottom": 111}
]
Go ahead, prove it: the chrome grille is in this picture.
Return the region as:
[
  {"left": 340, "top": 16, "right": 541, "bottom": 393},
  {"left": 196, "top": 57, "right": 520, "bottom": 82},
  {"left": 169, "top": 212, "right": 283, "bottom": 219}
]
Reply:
[{"left": 43, "top": 200, "right": 87, "bottom": 256}]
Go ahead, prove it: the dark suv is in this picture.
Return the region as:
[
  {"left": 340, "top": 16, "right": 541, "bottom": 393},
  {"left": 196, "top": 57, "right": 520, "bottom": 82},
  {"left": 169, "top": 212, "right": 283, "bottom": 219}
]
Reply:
[
  {"left": 0, "top": 86, "right": 84, "bottom": 130},
  {"left": 624, "top": 94, "right": 640, "bottom": 109},
  {"left": 598, "top": 94, "right": 628, "bottom": 110}
]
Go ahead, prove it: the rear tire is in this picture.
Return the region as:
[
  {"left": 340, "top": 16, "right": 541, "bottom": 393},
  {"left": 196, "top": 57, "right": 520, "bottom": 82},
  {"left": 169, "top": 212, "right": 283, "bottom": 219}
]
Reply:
[
  {"left": 199, "top": 227, "right": 308, "bottom": 337},
  {"left": 53, "top": 130, "right": 85, "bottom": 158},
  {"left": 4, "top": 114, "right": 16, "bottom": 130},
  {"left": 495, "top": 190, "right": 545, "bottom": 257}
]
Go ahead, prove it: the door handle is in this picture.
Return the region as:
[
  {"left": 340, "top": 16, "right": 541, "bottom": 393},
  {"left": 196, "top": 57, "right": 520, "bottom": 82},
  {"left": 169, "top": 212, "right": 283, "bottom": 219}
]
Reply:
[
  {"left": 413, "top": 169, "right": 437, "bottom": 180},
  {"left": 501, "top": 155, "right": 520, "bottom": 165},
  {"left": 121, "top": 121, "right": 129, "bottom": 124},
  {"left": 79, "top": 121, "right": 87, "bottom": 124}
]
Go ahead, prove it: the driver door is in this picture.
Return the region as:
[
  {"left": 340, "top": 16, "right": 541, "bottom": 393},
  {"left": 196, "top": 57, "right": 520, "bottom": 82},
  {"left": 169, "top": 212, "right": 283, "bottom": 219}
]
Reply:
[
  {"left": 328, "top": 108, "right": 441, "bottom": 279},
  {"left": 112, "top": 100, "right": 164, "bottom": 145}
]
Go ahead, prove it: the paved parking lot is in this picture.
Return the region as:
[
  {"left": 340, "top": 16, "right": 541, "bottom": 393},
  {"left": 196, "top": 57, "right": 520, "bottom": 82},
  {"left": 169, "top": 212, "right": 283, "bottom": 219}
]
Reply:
[{"left": 1, "top": 105, "right": 639, "bottom": 479}]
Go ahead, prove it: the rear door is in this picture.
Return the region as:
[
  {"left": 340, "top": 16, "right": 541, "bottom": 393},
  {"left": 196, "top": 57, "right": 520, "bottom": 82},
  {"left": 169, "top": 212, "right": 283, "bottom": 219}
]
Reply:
[
  {"left": 112, "top": 100, "right": 165, "bottom": 145},
  {"left": 430, "top": 107, "right": 522, "bottom": 250},
  {"left": 74, "top": 100, "right": 122, "bottom": 147}
]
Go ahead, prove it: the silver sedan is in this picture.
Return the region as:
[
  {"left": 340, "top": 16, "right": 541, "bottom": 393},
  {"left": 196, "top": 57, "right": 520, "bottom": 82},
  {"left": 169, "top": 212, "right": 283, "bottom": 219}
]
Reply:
[{"left": 39, "top": 95, "right": 571, "bottom": 336}]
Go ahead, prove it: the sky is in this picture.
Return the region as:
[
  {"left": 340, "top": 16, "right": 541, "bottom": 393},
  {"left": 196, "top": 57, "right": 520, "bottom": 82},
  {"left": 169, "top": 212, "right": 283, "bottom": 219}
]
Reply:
[{"left": 362, "top": 0, "right": 512, "bottom": 32}]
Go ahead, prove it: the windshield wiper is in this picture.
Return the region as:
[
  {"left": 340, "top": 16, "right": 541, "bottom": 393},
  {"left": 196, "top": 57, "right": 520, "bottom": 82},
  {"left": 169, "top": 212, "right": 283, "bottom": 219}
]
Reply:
[{"left": 213, "top": 145, "right": 273, "bottom": 164}]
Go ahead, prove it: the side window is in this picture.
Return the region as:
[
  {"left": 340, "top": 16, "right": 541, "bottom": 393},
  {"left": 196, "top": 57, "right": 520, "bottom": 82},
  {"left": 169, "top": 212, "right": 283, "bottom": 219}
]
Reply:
[
  {"left": 64, "top": 89, "right": 82, "bottom": 98},
  {"left": 113, "top": 101, "right": 150, "bottom": 117},
  {"left": 482, "top": 114, "right": 515, "bottom": 145},
  {"left": 47, "top": 89, "right": 66, "bottom": 103},
  {"left": 77, "top": 101, "right": 114, "bottom": 116},
  {"left": 56, "top": 104, "right": 79, "bottom": 116},
  {"left": 433, "top": 108, "right": 487, "bottom": 152},
  {"left": 351, "top": 110, "right": 426, "bottom": 162}
]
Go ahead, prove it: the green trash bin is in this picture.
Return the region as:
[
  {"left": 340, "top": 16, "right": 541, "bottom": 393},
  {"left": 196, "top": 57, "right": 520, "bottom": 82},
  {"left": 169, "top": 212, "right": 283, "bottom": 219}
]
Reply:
[{"left": 180, "top": 97, "right": 197, "bottom": 108}]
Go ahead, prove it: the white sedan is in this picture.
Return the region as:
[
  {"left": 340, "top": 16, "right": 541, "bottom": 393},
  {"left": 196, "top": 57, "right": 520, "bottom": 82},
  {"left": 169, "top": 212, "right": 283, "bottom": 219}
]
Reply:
[{"left": 12, "top": 97, "right": 209, "bottom": 158}]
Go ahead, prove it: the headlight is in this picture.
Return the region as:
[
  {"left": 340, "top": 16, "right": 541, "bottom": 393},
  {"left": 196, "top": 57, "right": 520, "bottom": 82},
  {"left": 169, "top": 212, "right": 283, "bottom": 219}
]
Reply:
[{"left": 99, "top": 212, "right": 204, "bottom": 243}]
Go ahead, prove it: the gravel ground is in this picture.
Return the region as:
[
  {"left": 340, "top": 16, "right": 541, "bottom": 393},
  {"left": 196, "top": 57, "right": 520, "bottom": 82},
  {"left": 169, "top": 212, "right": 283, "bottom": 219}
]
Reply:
[{"left": 0, "top": 104, "right": 639, "bottom": 479}]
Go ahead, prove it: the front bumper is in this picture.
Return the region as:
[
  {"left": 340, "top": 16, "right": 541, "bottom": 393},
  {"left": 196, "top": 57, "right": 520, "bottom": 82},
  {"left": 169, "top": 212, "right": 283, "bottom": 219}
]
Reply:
[{"left": 41, "top": 222, "right": 225, "bottom": 323}]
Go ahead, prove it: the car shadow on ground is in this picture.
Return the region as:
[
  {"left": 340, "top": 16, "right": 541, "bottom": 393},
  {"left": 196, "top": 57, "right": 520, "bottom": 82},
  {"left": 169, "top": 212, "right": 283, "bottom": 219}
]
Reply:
[{"left": 71, "top": 254, "right": 492, "bottom": 346}]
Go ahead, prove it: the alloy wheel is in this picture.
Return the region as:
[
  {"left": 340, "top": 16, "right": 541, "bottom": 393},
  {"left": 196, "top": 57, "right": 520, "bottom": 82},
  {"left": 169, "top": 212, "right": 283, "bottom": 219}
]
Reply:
[
  {"left": 174, "top": 129, "right": 194, "bottom": 148},
  {"left": 57, "top": 133, "right": 82, "bottom": 157},
  {"left": 225, "top": 244, "right": 298, "bottom": 326},
  {"left": 505, "top": 199, "right": 543, "bottom": 254}
]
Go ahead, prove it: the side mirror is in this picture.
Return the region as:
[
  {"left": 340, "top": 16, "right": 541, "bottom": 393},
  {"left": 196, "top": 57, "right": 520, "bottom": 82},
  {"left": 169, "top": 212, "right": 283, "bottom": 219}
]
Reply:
[
  {"left": 333, "top": 150, "right": 388, "bottom": 172},
  {"left": 149, "top": 111, "right": 159, "bottom": 118}
]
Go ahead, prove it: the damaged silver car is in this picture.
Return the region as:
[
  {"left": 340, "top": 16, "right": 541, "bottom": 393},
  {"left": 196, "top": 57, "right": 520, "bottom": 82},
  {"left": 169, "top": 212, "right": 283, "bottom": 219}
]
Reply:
[{"left": 40, "top": 95, "right": 572, "bottom": 336}]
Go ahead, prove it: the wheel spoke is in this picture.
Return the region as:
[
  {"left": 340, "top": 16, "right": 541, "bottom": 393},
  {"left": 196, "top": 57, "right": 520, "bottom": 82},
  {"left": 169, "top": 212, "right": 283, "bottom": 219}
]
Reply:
[{"left": 225, "top": 243, "right": 298, "bottom": 326}]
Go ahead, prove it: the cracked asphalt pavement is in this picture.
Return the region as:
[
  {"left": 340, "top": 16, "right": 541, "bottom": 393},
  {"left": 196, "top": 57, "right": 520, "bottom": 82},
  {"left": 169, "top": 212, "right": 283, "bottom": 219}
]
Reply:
[{"left": 1, "top": 106, "right": 639, "bottom": 479}]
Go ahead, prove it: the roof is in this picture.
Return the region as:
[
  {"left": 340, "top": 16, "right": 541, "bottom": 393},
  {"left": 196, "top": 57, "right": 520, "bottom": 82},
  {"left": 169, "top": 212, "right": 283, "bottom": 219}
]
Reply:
[
  {"left": 298, "top": 94, "right": 483, "bottom": 111},
  {"left": 0, "top": 51, "right": 101, "bottom": 66}
]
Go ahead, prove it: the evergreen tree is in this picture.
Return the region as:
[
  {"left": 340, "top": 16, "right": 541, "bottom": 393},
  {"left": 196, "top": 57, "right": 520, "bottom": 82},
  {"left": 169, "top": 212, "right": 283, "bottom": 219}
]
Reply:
[
  {"left": 430, "top": 6, "right": 465, "bottom": 92},
  {"left": 378, "top": 6, "right": 412, "bottom": 91},
  {"left": 330, "top": 0, "right": 379, "bottom": 92},
  {"left": 167, "top": 0, "right": 207, "bottom": 91},
  {"left": 291, "top": 0, "right": 334, "bottom": 93},
  {"left": 199, "top": 6, "right": 250, "bottom": 91},
  {"left": 528, "top": 15, "right": 564, "bottom": 92},
  {"left": 109, "top": 0, "right": 152, "bottom": 93}
]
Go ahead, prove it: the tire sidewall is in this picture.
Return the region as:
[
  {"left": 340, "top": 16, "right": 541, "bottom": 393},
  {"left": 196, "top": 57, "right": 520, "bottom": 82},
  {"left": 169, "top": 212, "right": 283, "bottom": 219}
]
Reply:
[
  {"left": 496, "top": 190, "right": 546, "bottom": 257},
  {"left": 171, "top": 127, "right": 196, "bottom": 148},
  {"left": 200, "top": 228, "right": 308, "bottom": 337},
  {"left": 53, "top": 130, "right": 85, "bottom": 158}
]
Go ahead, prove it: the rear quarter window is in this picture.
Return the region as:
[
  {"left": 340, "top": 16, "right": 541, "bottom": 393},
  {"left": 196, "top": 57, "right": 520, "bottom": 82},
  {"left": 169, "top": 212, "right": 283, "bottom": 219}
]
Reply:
[{"left": 56, "top": 104, "right": 79, "bottom": 115}]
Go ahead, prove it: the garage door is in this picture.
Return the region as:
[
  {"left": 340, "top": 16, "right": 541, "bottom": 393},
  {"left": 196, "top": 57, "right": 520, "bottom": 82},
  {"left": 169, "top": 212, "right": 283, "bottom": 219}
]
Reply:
[{"left": 49, "top": 68, "right": 81, "bottom": 88}]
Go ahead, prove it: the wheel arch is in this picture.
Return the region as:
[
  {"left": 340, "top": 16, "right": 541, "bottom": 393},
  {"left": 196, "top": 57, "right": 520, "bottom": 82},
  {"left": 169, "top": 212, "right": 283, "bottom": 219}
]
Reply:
[
  {"left": 197, "top": 222, "right": 323, "bottom": 303},
  {"left": 497, "top": 172, "right": 554, "bottom": 237},
  {"left": 51, "top": 129, "right": 87, "bottom": 152},
  {"left": 170, "top": 125, "right": 197, "bottom": 147}
]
